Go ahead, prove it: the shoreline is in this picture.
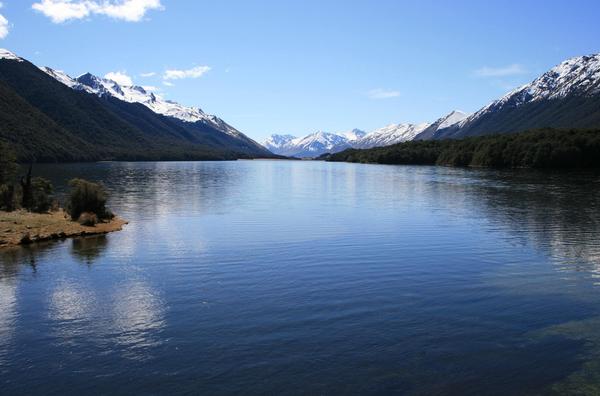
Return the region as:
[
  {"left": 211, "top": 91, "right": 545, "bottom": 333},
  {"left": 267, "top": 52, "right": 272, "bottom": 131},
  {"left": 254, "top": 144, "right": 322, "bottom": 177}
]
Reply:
[{"left": 0, "top": 209, "right": 128, "bottom": 249}]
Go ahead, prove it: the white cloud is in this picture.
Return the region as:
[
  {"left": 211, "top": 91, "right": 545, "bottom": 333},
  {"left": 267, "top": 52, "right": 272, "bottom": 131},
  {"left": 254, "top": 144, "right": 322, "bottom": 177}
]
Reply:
[
  {"left": 31, "top": 0, "right": 163, "bottom": 24},
  {"left": 163, "top": 65, "right": 211, "bottom": 80},
  {"left": 105, "top": 71, "right": 133, "bottom": 86},
  {"left": 140, "top": 71, "right": 156, "bottom": 77},
  {"left": 0, "top": 2, "right": 8, "bottom": 39},
  {"left": 95, "top": 0, "right": 163, "bottom": 21},
  {"left": 367, "top": 88, "right": 400, "bottom": 99},
  {"left": 0, "top": 13, "right": 8, "bottom": 39},
  {"left": 162, "top": 81, "right": 174, "bottom": 87},
  {"left": 474, "top": 64, "right": 527, "bottom": 77}
]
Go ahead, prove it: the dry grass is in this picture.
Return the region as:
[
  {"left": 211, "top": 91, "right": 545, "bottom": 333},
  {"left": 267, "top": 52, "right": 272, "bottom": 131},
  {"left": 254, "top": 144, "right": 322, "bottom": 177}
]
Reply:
[{"left": 0, "top": 209, "right": 127, "bottom": 248}]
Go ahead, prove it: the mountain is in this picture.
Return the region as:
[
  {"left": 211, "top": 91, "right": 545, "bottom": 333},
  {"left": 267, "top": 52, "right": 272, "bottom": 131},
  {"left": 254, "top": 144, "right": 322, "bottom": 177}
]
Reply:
[
  {"left": 414, "top": 111, "right": 468, "bottom": 140},
  {"left": 339, "top": 128, "right": 367, "bottom": 141},
  {"left": 431, "top": 54, "right": 600, "bottom": 139},
  {"left": 263, "top": 134, "right": 296, "bottom": 153},
  {"left": 354, "top": 123, "right": 430, "bottom": 149},
  {"left": 265, "top": 131, "right": 352, "bottom": 157},
  {"left": 0, "top": 49, "right": 273, "bottom": 161},
  {"left": 264, "top": 124, "right": 427, "bottom": 157}
]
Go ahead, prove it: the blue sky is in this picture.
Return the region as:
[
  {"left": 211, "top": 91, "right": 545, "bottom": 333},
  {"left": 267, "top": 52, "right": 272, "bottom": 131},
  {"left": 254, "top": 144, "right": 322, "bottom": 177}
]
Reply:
[{"left": 1, "top": 0, "right": 599, "bottom": 142}]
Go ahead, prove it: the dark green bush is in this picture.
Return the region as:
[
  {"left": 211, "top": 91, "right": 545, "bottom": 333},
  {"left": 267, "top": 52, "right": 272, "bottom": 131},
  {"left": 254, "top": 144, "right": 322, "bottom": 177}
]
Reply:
[
  {"left": 66, "top": 178, "right": 112, "bottom": 221},
  {"left": 0, "top": 142, "right": 18, "bottom": 211},
  {"left": 0, "top": 141, "right": 18, "bottom": 186},
  {"left": 0, "top": 184, "right": 16, "bottom": 211},
  {"left": 30, "top": 177, "right": 53, "bottom": 213}
]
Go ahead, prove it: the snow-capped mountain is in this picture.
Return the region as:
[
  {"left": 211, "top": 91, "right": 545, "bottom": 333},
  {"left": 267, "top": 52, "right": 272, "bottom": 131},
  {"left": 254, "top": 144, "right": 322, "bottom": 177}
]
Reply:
[
  {"left": 265, "top": 124, "right": 428, "bottom": 157},
  {"left": 263, "top": 134, "right": 296, "bottom": 152},
  {"left": 340, "top": 128, "right": 367, "bottom": 141},
  {"left": 265, "top": 131, "right": 352, "bottom": 157},
  {"left": 434, "top": 53, "right": 600, "bottom": 139},
  {"left": 414, "top": 110, "right": 468, "bottom": 140},
  {"left": 354, "top": 123, "right": 430, "bottom": 149},
  {"left": 40, "top": 67, "right": 247, "bottom": 139}
]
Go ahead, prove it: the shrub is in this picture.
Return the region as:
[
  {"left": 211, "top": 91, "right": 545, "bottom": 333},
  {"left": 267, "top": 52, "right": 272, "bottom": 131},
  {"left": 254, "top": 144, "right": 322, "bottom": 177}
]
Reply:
[
  {"left": 0, "top": 184, "right": 17, "bottom": 211},
  {"left": 30, "top": 177, "right": 54, "bottom": 213},
  {"left": 66, "top": 178, "right": 112, "bottom": 221},
  {"left": 77, "top": 212, "right": 98, "bottom": 226}
]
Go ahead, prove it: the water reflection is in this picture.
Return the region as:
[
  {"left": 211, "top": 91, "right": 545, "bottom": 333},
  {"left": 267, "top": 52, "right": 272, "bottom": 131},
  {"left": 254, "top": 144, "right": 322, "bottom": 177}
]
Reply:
[
  {"left": 110, "top": 280, "right": 166, "bottom": 360},
  {"left": 70, "top": 235, "right": 109, "bottom": 265},
  {"left": 462, "top": 170, "right": 600, "bottom": 272},
  {"left": 0, "top": 242, "right": 59, "bottom": 274},
  {"left": 0, "top": 277, "right": 17, "bottom": 367}
]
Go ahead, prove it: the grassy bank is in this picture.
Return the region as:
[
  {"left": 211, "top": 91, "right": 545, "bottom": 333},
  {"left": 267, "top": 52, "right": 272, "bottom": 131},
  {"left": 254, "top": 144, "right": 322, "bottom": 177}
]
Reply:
[
  {"left": 0, "top": 209, "right": 127, "bottom": 248},
  {"left": 325, "top": 128, "right": 600, "bottom": 168}
]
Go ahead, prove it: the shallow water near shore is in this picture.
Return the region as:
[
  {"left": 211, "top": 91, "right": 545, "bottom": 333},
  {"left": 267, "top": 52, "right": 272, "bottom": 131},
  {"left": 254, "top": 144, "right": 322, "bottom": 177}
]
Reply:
[{"left": 2, "top": 160, "right": 600, "bottom": 395}]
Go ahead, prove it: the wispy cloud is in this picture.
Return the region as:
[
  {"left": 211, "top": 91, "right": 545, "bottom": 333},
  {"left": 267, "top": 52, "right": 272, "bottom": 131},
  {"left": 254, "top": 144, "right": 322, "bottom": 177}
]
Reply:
[
  {"left": 163, "top": 65, "right": 211, "bottom": 80},
  {"left": 474, "top": 64, "right": 527, "bottom": 77},
  {"left": 367, "top": 88, "right": 400, "bottom": 99},
  {"left": 163, "top": 81, "right": 174, "bottom": 87},
  {"left": 140, "top": 71, "right": 156, "bottom": 77},
  {"left": 0, "top": 15, "right": 7, "bottom": 39},
  {"left": 32, "top": 0, "right": 164, "bottom": 24},
  {"left": 0, "top": 2, "right": 9, "bottom": 39},
  {"left": 105, "top": 71, "right": 133, "bottom": 86}
]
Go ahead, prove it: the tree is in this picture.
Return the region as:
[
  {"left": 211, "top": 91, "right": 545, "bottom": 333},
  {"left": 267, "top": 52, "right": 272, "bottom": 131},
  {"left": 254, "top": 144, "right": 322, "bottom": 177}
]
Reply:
[
  {"left": 0, "top": 141, "right": 17, "bottom": 186},
  {"left": 0, "top": 142, "right": 18, "bottom": 211}
]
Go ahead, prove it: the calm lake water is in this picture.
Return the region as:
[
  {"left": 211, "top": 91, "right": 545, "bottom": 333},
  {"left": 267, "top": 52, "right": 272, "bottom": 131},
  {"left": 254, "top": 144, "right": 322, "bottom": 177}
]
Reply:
[{"left": 2, "top": 160, "right": 600, "bottom": 395}]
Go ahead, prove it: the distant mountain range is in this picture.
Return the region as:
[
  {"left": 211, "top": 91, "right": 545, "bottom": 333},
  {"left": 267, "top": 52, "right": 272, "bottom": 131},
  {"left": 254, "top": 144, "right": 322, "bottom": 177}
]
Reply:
[
  {"left": 0, "top": 49, "right": 273, "bottom": 162},
  {"left": 264, "top": 114, "right": 466, "bottom": 158},
  {"left": 265, "top": 53, "right": 600, "bottom": 158}
]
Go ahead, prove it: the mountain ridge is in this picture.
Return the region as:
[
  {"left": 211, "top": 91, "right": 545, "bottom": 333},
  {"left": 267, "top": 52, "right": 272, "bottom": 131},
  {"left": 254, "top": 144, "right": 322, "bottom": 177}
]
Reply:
[{"left": 0, "top": 49, "right": 274, "bottom": 161}]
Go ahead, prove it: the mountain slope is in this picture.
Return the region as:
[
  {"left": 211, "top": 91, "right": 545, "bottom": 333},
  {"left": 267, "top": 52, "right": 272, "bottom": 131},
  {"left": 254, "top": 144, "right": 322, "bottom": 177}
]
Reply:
[
  {"left": 355, "top": 123, "right": 430, "bottom": 149},
  {"left": 0, "top": 79, "right": 95, "bottom": 162},
  {"left": 414, "top": 111, "right": 468, "bottom": 140},
  {"left": 433, "top": 54, "right": 600, "bottom": 139},
  {"left": 0, "top": 49, "right": 273, "bottom": 161}
]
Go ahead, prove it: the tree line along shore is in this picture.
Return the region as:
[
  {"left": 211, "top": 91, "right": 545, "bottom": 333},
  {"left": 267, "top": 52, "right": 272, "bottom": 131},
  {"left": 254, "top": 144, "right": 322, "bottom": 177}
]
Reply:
[{"left": 324, "top": 128, "right": 600, "bottom": 168}]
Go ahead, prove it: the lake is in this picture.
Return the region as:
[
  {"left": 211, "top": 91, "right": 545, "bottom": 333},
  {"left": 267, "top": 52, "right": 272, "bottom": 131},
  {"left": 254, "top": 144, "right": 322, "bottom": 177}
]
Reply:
[{"left": 2, "top": 160, "right": 600, "bottom": 395}]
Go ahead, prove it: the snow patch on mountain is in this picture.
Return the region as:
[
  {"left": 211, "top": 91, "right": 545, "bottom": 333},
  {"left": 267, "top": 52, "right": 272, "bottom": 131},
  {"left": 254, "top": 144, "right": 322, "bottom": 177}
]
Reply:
[
  {"left": 40, "top": 67, "right": 80, "bottom": 88},
  {"left": 340, "top": 128, "right": 367, "bottom": 141},
  {"left": 263, "top": 134, "right": 295, "bottom": 151},
  {"left": 0, "top": 48, "right": 23, "bottom": 62},
  {"left": 437, "top": 110, "right": 468, "bottom": 129},
  {"left": 40, "top": 67, "right": 245, "bottom": 138},
  {"left": 355, "top": 123, "right": 430, "bottom": 149}
]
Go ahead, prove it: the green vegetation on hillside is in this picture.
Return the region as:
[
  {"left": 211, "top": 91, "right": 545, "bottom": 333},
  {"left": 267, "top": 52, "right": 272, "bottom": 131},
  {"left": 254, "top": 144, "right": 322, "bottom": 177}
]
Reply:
[
  {"left": 326, "top": 128, "right": 600, "bottom": 168},
  {"left": 0, "top": 59, "right": 272, "bottom": 162}
]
